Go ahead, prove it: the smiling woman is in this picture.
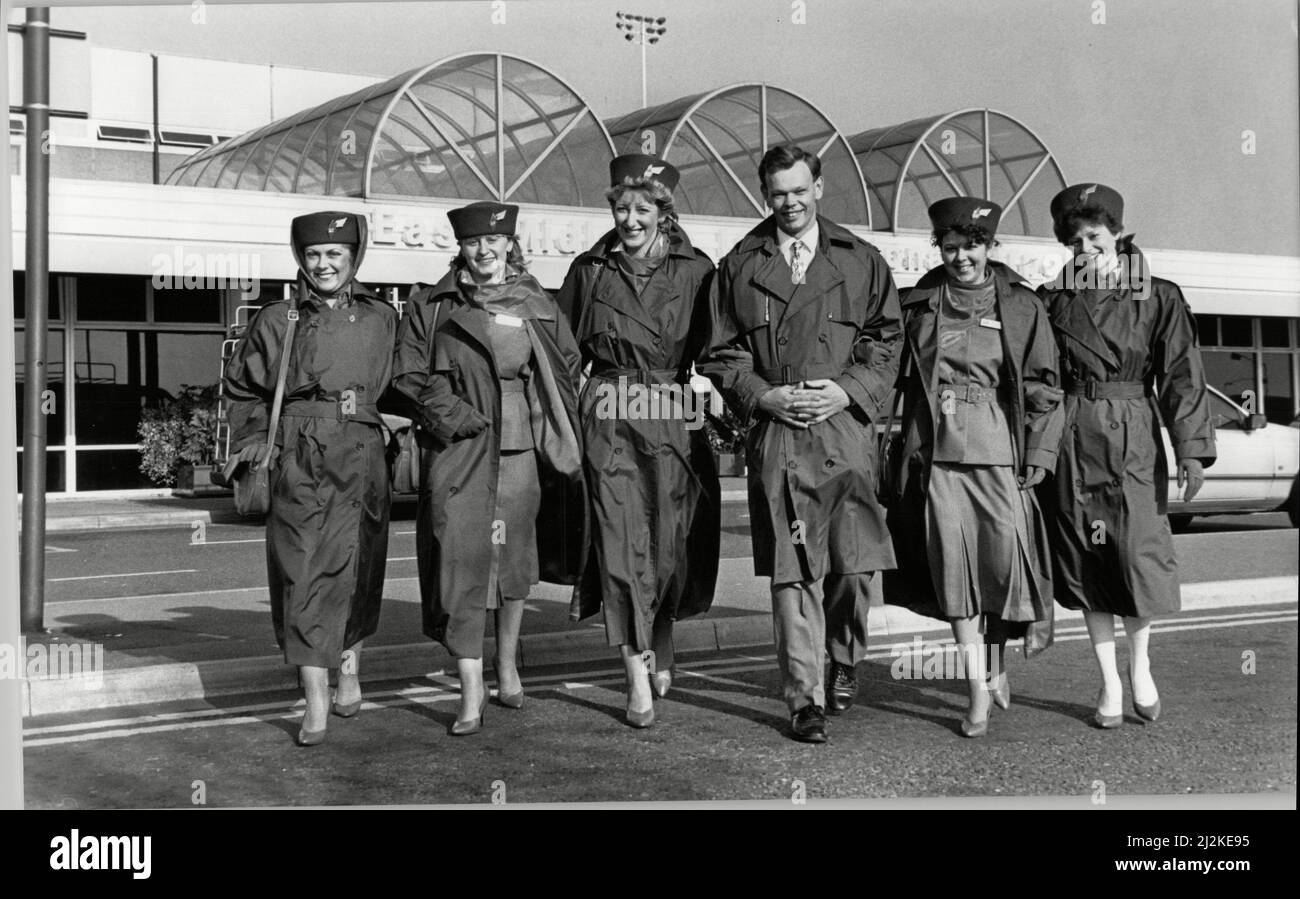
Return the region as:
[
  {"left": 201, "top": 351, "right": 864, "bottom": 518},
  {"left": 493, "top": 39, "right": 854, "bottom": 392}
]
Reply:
[{"left": 559, "top": 154, "right": 720, "bottom": 729}]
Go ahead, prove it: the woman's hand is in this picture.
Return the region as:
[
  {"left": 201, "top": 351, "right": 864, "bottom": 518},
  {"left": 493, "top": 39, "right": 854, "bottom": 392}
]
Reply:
[
  {"left": 1019, "top": 465, "right": 1047, "bottom": 489},
  {"left": 454, "top": 407, "right": 491, "bottom": 438},
  {"left": 221, "top": 442, "right": 278, "bottom": 481},
  {"left": 1177, "top": 458, "right": 1205, "bottom": 501}
]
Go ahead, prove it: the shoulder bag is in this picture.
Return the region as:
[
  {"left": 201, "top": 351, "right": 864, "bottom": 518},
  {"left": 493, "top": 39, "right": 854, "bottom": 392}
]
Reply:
[{"left": 233, "top": 286, "right": 300, "bottom": 517}]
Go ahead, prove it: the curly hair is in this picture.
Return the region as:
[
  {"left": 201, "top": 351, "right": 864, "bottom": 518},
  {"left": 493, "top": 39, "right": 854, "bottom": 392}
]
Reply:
[
  {"left": 451, "top": 234, "right": 529, "bottom": 272},
  {"left": 1053, "top": 206, "right": 1124, "bottom": 245},
  {"left": 605, "top": 179, "right": 677, "bottom": 223},
  {"left": 931, "top": 224, "right": 998, "bottom": 248}
]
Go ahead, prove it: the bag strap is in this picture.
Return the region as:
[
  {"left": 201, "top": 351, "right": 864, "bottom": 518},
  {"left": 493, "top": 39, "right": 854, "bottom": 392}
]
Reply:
[
  {"left": 877, "top": 324, "right": 913, "bottom": 438},
  {"left": 263, "top": 281, "right": 301, "bottom": 456}
]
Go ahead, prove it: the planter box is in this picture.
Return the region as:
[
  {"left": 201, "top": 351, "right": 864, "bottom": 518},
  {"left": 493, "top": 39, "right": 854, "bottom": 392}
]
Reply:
[
  {"left": 174, "top": 464, "right": 230, "bottom": 497},
  {"left": 715, "top": 452, "right": 746, "bottom": 478}
]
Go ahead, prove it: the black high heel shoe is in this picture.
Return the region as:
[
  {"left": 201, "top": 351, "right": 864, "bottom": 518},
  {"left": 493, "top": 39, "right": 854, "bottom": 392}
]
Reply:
[
  {"left": 493, "top": 665, "right": 524, "bottom": 710},
  {"left": 451, "top": 693, "right": 488, "bottom": 736}
]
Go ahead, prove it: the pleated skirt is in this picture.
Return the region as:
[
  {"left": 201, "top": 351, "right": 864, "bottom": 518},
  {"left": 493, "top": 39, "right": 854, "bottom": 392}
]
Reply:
[{"left": 925, "top": 462, "right": 1048, "bottom": 624}]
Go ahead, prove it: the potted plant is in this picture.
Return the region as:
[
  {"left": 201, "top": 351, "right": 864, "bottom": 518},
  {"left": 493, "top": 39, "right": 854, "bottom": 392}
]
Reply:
[
  {"left": 703, "top": 394, "right": 747, "bottom": 477},
  {"left": 137, "top": 383, "right": 227, "bottom": 495}
]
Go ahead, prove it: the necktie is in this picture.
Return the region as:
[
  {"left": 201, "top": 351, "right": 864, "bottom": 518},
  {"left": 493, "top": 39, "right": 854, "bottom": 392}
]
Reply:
[{"left": 790, "top": 240, "right": 806, "bottom": 285}]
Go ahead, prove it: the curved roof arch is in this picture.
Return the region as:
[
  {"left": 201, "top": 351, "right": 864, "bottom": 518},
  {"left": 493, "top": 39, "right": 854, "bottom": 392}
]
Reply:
[
  {"left": 166, "top": 53, "right": 617, "bottom": 208},
  {"left": 606, "top": 83, "right": 871, "bottom": 226},
  {"left": 849, "top": 108, "right": 1066, "bottom": 237}
]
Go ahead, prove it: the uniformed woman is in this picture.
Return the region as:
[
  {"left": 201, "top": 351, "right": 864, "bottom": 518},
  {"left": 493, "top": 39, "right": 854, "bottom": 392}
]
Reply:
[
  {"left": 558, "top": 155, "right": 720, "bottom": 728},
  {"left": 883, "top": 198, "right": 1064, "bottom": 737},
  {"left": 1037, "top": 183, "right": 1215, "bottom": 727},
  {"left": 223, "top": 211, "right": 397, "bottom": 746},
  {"left": 392, "top": 202, "right": 586, "bottom": 736}
]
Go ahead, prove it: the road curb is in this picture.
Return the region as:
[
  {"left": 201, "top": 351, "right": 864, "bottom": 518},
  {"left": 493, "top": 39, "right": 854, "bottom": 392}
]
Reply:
[{"left": 22, "top": 577, "right": 1298, "bottom": 716}]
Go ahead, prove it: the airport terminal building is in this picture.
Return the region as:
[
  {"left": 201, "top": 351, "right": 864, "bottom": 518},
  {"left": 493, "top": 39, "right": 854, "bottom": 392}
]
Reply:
[{"left": 10, "top": 27, "right": 1300, "bottom": 493}]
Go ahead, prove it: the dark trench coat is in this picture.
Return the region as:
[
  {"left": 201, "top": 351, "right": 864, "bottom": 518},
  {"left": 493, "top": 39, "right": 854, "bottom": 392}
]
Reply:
[
  {"left": 558, "top": 224, "right": 721, "bottom": 626},
  {"left": 392, "top": 267, "right": 588, "bottom": 656},
  {"left": 883, "top": 262, "right": 1064, "bottom": 643},
  {"left": 700, "top": 215, "right": 902, "bottom": 582},
  {"left": 1036, "top": 242, "right": 1216, "bottom": 616},
  {"left": 223, "top": 230, "right": 398, "bottom": 668}
]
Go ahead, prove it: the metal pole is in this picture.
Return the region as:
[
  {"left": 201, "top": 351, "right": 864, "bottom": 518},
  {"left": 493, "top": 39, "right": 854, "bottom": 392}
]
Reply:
[
  {"left": 151, "top": 53, "right": 160, "bottom": 185},
  {"left": 640, "top": 29, "right": 647, "bottom": 109},
  {"left": 20, "top": 6, "right": 51, "bottom": 634},
  {"left": 0, "top": 0, "right": 28, "bottom": 810}
]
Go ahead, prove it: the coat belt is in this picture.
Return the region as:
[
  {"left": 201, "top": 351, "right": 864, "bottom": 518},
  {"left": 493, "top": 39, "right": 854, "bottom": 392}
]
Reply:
[
  {"left": 589, "top": 365, "right": 681, "bottom": 384},
  {"left": 281, "top": 399, "right": 381, "bottom": 423},
  {"left": 1064, "top": 379, "right": 1151, "bottom": 400},
  {"left": 756, "top": 363, "right": 843, "bottom": 385},
  {"left": 937, "top": 383, "right": 998, "bottom": 404}
]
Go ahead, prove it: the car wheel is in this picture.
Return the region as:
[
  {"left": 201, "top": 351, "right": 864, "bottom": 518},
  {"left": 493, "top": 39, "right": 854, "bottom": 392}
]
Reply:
[
  {"left": 1288, "top": 478, "right": 1299, "bottom": 529},
  {"left": 1168, "top": 513, "right": 1194, "bottom": 533}
]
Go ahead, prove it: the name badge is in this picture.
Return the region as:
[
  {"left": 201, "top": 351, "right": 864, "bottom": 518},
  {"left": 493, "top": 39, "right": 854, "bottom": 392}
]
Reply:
[
  {"left": 493, "top": 313, "right": 524, "bottom": 328},
  {"left": 979, "top": 318, "right": 1002, "bottom": 330}
]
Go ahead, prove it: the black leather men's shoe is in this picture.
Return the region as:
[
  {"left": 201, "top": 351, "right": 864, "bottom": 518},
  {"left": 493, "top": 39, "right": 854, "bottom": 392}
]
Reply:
[
  {"left": 790, "top": 704, "right": 828, "bottom": 743},
  {"left": 826, "top": 662, "right": 858, "bottom": 715}
]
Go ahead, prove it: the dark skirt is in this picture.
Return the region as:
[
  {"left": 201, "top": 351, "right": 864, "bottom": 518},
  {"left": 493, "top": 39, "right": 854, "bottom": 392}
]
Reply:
[{"left": 490, "top": 448, "right": 541, "bottom": 606}]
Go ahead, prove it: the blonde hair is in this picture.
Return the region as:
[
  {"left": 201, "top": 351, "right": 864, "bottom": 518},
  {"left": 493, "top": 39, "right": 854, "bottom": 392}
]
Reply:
[{"left": 605, "top": 179, "right": 677, "bottom": 224}]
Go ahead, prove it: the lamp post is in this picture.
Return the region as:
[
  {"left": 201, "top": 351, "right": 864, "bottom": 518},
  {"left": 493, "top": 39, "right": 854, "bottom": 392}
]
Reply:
[{"left": 615, "top": 11, "right": 667, "bottom": 109}]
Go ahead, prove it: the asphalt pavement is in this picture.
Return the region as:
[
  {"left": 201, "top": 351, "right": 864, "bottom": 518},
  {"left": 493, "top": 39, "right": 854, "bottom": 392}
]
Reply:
[
  {"left": 20, "top": 603, "right": 1297, "bottom": 806},
  {"left": 11, "top": 490, "right": 1298, "bottom": 806}
]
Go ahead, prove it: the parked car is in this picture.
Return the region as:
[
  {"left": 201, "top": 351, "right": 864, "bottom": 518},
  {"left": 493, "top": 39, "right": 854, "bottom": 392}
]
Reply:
[{"left": 1166, "top": 386, "right": 1300, "bottom": 530}]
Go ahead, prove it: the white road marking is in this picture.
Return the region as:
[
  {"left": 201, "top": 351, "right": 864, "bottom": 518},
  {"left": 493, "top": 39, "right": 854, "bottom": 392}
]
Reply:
[
  {"left": 46, "top": 577, "right": 422, "bottom": 605},
  {"left": 49, "top": 568, "right": 198, "bottom": 583},
  {"left": 195, "top": 538, "right": 266, "bottom": 545},
  {"left": 45, "top": 546, "right": 77, "bottom": 553}
]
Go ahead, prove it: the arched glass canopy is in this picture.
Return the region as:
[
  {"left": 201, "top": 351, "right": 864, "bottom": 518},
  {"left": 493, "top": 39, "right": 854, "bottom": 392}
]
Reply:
[
  {"left": 850, "top": 109, "right": 1066, "bottom": 237},
  {"left": 166, "top": 53, "right": 616, "bottom": 207},
  {"left": 606, "top": 84, "right": 871, "bottom": 226}
]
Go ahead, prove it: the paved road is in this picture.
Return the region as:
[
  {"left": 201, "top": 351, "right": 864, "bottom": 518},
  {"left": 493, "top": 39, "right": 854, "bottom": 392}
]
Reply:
[
  {"left": 35, "top": 507, "right": 1300, "bottom": 605},
  {"left": 21, "top": 602, "right": 1296, "bottom": 806}
]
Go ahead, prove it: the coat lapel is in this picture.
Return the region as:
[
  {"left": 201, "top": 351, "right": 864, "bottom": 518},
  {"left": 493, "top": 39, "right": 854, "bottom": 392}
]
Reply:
[
  {"left": 592, "top": 256, "right": 662, "bottom": 334},
  {"left": 1052, "top": 289, "right": 1122, "bottom": 372}
]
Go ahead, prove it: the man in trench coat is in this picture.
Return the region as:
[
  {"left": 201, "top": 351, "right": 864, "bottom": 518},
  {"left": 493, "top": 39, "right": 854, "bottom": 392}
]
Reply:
[{"left": 700, "top": 144, "right": 902, "bottom": 742}]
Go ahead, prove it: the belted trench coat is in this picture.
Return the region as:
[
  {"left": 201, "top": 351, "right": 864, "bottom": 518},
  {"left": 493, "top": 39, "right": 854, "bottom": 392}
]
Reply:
[
  {"left": 392, "top": 267, "right": 588, "bottom": 655},
  {"left": 557, "top": 223, "right": 721, "bottom": 625},
  {"left": 700, "top": 215, "right": 902, "bottom": 582},
  {"left": 883, "top": 262, "right": 1064, "bottom": 633},
  {"left": 1036, "top": 242, "right": 1216, "bottom": 616},
  {"left": 223, "top": 220, "right": 398, "bottom": 668}
]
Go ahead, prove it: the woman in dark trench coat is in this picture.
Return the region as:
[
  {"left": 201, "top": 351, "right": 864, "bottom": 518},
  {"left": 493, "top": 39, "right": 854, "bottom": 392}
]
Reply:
[
  {"left": 392, "top": 201, "right": 586, "bottom": 736},
  {"left": 223, "top": 211, "right": 398, "bottom": 746},
  {"left": 883, "top": 198, "right": 1064, "bottom": 737},
  {"left": 557, "top": 155, "right": 720, "bottom": 728},
  {"left": 1037, "top": 183, "right": 1215, "bottom": 727}
]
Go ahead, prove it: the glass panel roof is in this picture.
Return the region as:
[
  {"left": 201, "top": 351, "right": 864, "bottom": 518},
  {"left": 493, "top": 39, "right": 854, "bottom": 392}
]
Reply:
[
  {"left": 166, "top": 54, "right": 614, "bottom": 207},
  {"left": 849, "top": 109, "right": 1066, "bottom": 236},
  {"left": 606, "top": 84, "right": 871, "bottom": 226}
]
